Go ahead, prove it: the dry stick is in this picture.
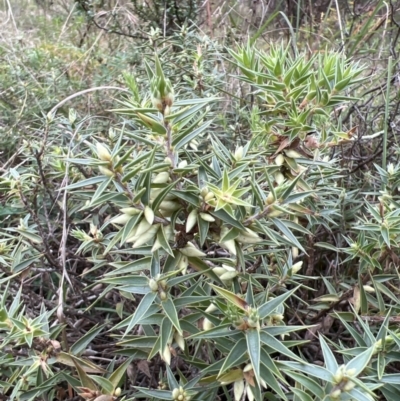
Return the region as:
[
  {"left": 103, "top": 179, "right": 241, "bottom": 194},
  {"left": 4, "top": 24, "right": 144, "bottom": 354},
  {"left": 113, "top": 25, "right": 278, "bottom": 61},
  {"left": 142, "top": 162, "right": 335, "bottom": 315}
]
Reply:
[
  {"left": 205, "top": 0, "right": 213, "bottom": 38},
  {"left": 48, "top": 86, "right": 129, "bottom": 117}
]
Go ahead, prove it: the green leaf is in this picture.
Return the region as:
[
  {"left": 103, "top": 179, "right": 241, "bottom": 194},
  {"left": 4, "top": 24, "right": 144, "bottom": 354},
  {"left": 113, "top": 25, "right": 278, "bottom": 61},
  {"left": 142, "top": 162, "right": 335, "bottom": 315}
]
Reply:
[
  {"left": 124, "top": 292, "right": 157, "bottom": 337},
  {"left": 246, "top": 329, "right": 261, "bottom": 386},
  {"left": 90, "top": 376, "right": 114, "bottom": 394},
  {"left": 345, "top": 345, "right": 375, "bottom": 377},
  {"left": 162, "top": 297, "right": 182, "bottom": 335},
  {"left": 218, "top": 338, "right": 247, "bottom": 376},
  {"left": 63, "top": 176, "right": 107, "bottom": 190},
  {"left": 291, "top": 388, "right": 313, "bottom": 401},
  {"left": 347, "top": 387, "right": 378, "bottom": 401},
  {"left": 106, "top": 257, "right": 151, "bottom": 276},
  {"left": 279, "top": 361, "right": 334, "bottom": 382},
  {"left": 151, "top": 180, "right": 178, "bottom": 211},
  {"left": 166, "top": 365, "right": 180, "bottom": 390},
  {"left": 160, "top": 316, "right": 174, "bottom": 358},
  {"left": 209, "top": 284, "right": 248, "bottom": 311},
  {"left": 165, "top": 102, "right": 207, "bottom": 122},
  {"left": 209, "top": 209, "right": 245, "bottom": 230},
  {"left": 284, "top": 371, "right": 324, "bottom": 399},
  {"left": 89, "top": 176, "right": 113, "bottom": 205},
  {"left": 174, "top": 97, "right": 220, "bottom": 106},
  {"left": 12, "top": 229, "right": 42, "bottom": 244},
  {"left": 319, "top": 335, "right": 338, "bottom": 373},
  {"left": 136, "top": 112, "right": 167, "bottom": 135},
  {"left": 156, "top": 225, "right": 174, "bottom": 256},
  {"left": 189, "top": 323, "right": 240, "bottom": 339},
  {"left": 70, "top": 325, "right": 104, "bottom": 356},
  {"left": 71, "top": 358, "right": 98, "bottom": 389},
  {"left": 172, "top": 120, "right": 213, "bottom": 150},
  {"left": 258, "top": 287, "right": 298, "bottom": 319},
  {"left": 187, "top": 257, "right": 223, "bottom": 285},
  {"left": 260, "top": 332, "right": 304, "bottom": 363},
  {"left": 171, "top": 190, "right": 199, "bottom": 206},
  {"left": 270, "top": 218, "right": 306, "bottom": 253},
  {"left": 134, "top": 388, "right": 173, "bottom": 400},
  {"left": 12, "top": 253, "right": 42, "bottom": 273}
]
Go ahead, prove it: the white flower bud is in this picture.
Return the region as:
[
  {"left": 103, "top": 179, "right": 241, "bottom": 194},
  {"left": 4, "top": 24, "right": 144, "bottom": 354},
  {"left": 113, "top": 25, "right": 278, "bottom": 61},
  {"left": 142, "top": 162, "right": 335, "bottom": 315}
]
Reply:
[{"left": 96, "top": 142, "right": 112, "bottom": 161}]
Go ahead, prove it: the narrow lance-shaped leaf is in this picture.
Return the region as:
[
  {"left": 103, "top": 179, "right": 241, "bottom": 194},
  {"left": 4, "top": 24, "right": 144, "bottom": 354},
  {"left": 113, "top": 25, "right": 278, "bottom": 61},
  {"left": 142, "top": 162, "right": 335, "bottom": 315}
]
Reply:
[
  {"left": 70, "top": 325, "right": 104, "bottom": 356},
  {"left": 278, "top": 361, "right": 335, "bottom": 383},
  {"left": 209, "top": 284, "right": 249, "bottom": 311},
  {"left": 345, "top": 344, "right": 375, "bottom": 377},
  {"left": 319, "top": 335, "right": 339, "bottom": 373},
  {"left": 90, "top": 376, "right": 114, "bottom": 395},
  {"left": 246, "top": 329, "right": 261, "bottom": 387},
  {"left": 270, "top": 218, "right": 306, "bottom": 253},
  {"left": 172, "top": 120, "right": 213, "bottom": 150},
  {"left": 218, "top": 338, "right": 248, "bottom": 377},
  {"left": 123, "top": 292, "right": 158, "bottom": 337},
  {"left": 160, "top": 317, "right": 174, "bottom": 361},
  {"left": 109, "top": 356, "right": 134, "bottom": 391},
  {"left": 162, "top": 297, "right": 182, "bottom": 335},
  {"left": 258, "top": 286, "right": 298, "bottom": 319}
]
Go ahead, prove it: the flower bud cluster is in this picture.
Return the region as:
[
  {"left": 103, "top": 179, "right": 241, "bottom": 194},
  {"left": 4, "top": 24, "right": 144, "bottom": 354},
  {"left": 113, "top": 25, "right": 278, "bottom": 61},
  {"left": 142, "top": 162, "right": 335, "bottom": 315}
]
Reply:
[
  {"left": 96, "top": 142, "right": 123, "bottom": 177},
  {"left": 330, "top": 365, "right": 358, "bottom": 399},
  {"left": 172, "top": 386, "right": 191, "bottom": 401},
  {"left": 151, "top": 76, "right": 174, "bottom": 115}
]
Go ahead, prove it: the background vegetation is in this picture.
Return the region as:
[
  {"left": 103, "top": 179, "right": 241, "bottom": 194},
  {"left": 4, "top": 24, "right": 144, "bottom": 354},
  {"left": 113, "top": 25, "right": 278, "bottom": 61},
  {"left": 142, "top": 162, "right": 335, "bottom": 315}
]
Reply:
[{"left": 1, "top": 0, "right": 400, "bottom": 400}]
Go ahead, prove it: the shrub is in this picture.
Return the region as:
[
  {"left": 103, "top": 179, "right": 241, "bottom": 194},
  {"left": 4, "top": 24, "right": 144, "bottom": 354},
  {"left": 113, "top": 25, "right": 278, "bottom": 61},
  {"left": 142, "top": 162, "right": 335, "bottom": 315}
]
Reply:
[{"left": 2, "top": 2, "right": 400, "bottom": 400}]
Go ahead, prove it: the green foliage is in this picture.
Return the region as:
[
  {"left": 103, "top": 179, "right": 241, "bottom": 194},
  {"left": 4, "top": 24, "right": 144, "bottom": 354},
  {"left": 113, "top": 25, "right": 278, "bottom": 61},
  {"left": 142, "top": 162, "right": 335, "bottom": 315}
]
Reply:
[{"left": 2, "top": 1, "right": 400, "bottom": 401}]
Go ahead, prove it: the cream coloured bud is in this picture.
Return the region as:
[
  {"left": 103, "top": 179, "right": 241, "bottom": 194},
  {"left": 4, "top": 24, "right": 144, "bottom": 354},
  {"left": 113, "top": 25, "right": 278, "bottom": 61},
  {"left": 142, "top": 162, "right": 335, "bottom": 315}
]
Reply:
[
  {"left": 363, "top": 285, "right": 375, "bottom": 293},
  {"left": 96, "top": 142, "right": 112, "bottom": 161},
  {"left": 153, "top": 172, "right": 170, "bottom": 184},
  {"left": 199, "top": 213, "right": 215, "bottom": 222},
  {"left": 285, "top": 149, "right": 302, "bottom": 158},
  {"left": 243, "top": 363, "right": 253, "bottom": 373},
  {"left": 204, "top": 191, "right": 215, "bottom": 201},
  {"left": 186, "top": 209, "right": 198, "bottom": 233},
  {"left": 111, "top": 214, "right": 131, "bottom": 225},
  {"left": 205, "top": 303, "right": 218, "bottom": 313},
  {"left": 99, "top": 166, "right": 114, "bottom": 177},
  {"left": 275, "top": 154, "right": 285, "bottom": 166},
  {"left": 266, "top": 192, "right": 275, "bottom": 204},
  {"left": 275, "top": 172, "right": 285, "bottom": 185},
  {"left": 149, "top": 279, "right": 158, "bottom": 292},
  {"left": 330, "top": 389, "right": 341, "bottom": 399},
  {"left": 291, "top": 261, "right": 303, "bottom": 274},
  {"left": 213, "top": 267, "right": 228, "bottom": 277},
  {"left": 203, "top": 318, "right": 214, "bottom": 331},
  {"left": 220, "top": 271, "right": 238, "bottom": 281},
  {"left": 172, "top": 388, "right": 180, "bottom": 400},
  {"left": 234, "top": 146, "right": 244, "bottom": 161},
  {"left": 144, "top": 206, "right": 155, "bottom": 225},
  {"left": 343, "top": 381, "right": 356, "bottom": 392},
  {"left": 120, "top": 207, "right": 141, "bottom": 215}
]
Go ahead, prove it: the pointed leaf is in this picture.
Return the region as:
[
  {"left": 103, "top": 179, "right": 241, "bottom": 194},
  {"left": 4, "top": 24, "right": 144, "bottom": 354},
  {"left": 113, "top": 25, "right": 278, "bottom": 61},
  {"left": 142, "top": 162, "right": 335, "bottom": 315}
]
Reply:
[
  {"left": 258, "top": 287, "right": 298, "bottom": 319},
  {"left": 246, "top": 329, "right": 261, "bottom": 386},
  {"left": 162, "top": 297, "right": 182, "bottom": 335},
  {"left": 109, "top": 356, "right": 134, "bottom": 390},
  {"left": 70, "top": 325, "right": 104, "bottom": 356},
  {"left": 209, "top": 284, "right": 248, "bottom": 311},
  {"left": 345, "top": 345, "right": 375, "bottom": 377},
  {"left": 124, "top": 292, "right": 157, "bottom": 336}
]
